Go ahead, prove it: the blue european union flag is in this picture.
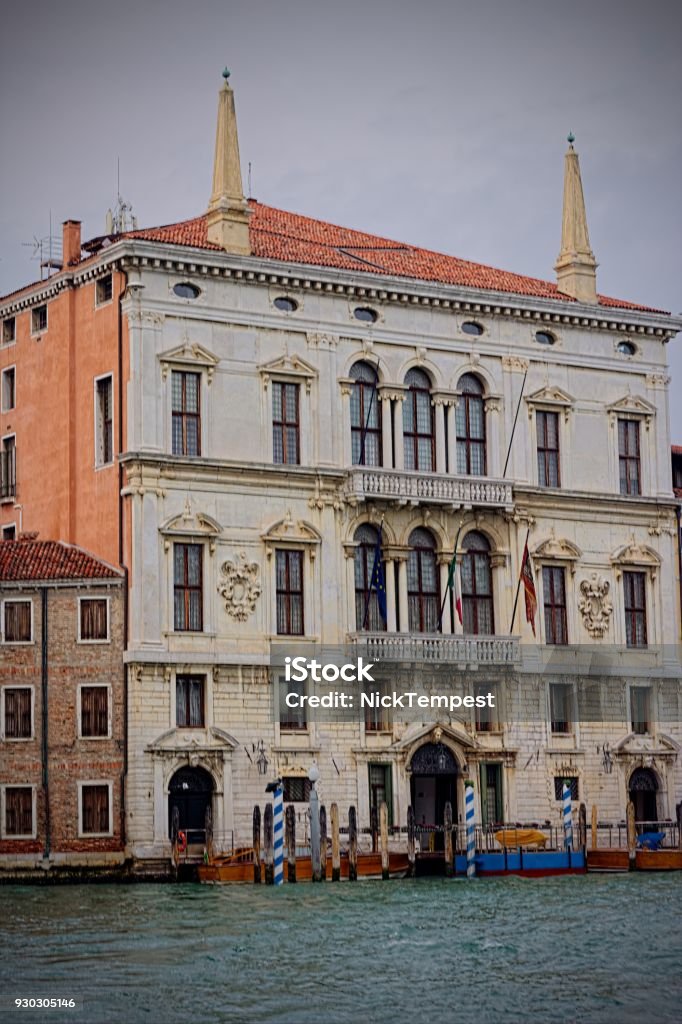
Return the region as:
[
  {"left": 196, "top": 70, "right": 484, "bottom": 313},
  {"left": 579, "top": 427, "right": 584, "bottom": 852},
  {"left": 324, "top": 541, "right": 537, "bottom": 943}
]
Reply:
[{"left": 369, "top": 528, "right": 387, "bottom": 624}]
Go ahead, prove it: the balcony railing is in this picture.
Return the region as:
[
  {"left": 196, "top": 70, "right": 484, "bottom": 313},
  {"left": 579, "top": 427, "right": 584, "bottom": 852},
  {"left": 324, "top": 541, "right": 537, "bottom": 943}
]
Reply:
[
  {"left": 349, "top": 632, "right": 520, "bottom": 665},
  {"left": 0, "top": 446, "right": 16, "bottom": 501},
  {"left": 345, "top": 467, "right": 513, "bottom": 508}
]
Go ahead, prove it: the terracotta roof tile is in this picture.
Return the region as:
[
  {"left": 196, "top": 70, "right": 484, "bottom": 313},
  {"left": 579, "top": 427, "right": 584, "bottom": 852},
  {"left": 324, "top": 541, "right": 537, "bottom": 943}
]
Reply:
[{"left": 0, "top": 540, "right": 123, "bottom": 581}]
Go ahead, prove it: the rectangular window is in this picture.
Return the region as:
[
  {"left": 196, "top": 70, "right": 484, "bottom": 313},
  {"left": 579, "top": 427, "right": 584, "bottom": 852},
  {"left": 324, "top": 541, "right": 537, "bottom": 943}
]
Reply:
[
  {"left": 618, "top": 419, "right": 641, "bottom": 495},
  {"left": 2, "top": 524, "right": 16, "bottom": 540},
  {"left": 276, "top": 549, "right": 304, "bottom": 635},
  {"left": 4, "top": 786, "right": 33, "bottom": 836},
  {"left": 623, "top": 570, "right": 647, "bottom": 648},
  {"left": 95, "top": 376, "right": 113, "bottom": 466},
  {"left": 3, "top": 599, "right": 32, "bottom": 643},
  {"left": 480, "top": 763, "right": 503, "bottom": 826},
  {"left": 282, "top": 776, "right": 311, "bottom": 802},
  {"left": 1, "top": 435, "right": 16, "bottom": 500},
  {"left": 475, "top": 683, "right": 499, "bottom": 732},
  {"left": 173, "top": 543, "right": 203, "bottom": 631},
  {"left": 81, "top": 784, "right": 110, "bottom": 835},
  {"left": 365, "top": 681, "right": 391, "bottom": 732},
  {"left": 171, "top": 370, "right": 201, "bottom": 456},
  {"left": 368, "top": 764, "right": 393, "bottom": 826},
  {"left": 96, "top": 274, "right": 113, "bottom": 306},
  {"left": 543, "top": 566, "right": 568, "bottom": 645},
  {"left": 31, "top": 305, "right": 47, "bottom": 334},
  {"left": 279, "top": 676, "right": 307, "bottom": 731},
  {"left": 176, "top": 675, "right": 205, "bottom": 728},
  {"left": 2, "top": 316, "right": 15, "bottom": 344},
  {"left": 272, "top": 382, "right": 300, "bottom": 465},
  {"left": 550, "top": 683, "right": 572, "bottom": 734},
  {"left": 554, "top": 777, "right": 579, "bottom": 801},
  {"left": 80, "top": 686, "right": 109, "bottom": 738},
  {"left": 4, "top": 687, "right": 32, "bottom": 739},
  {"left": 536, "top": 410, "right": 560, "bottom": 487},
  {"left": 79, "top": 598, "right": 109, "bottom": 641},
  {"left": 631, "top": 686, "right": 652, "bottom": 735},
  {"left": 1, "top": 367, "right": 15, "bottom": 412}
]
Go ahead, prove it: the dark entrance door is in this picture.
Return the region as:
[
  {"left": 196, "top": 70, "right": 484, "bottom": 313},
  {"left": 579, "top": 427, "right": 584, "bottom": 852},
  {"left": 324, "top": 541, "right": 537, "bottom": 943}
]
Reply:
[
  {"left": 410, "top": 742, "right": 458, "bottom": 851},
  {"left": 629, "top": 768, "right": 658, "bottom": 824},
  {"left": 168, "top": 766, "right": 213, "bottom": 843}
]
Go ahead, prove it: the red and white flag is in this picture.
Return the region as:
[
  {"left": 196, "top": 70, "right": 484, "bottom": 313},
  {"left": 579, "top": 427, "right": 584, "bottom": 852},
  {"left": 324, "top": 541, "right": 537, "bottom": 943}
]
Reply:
[{"left": 520, "top": 541, "right": 537, "bottom": 636}]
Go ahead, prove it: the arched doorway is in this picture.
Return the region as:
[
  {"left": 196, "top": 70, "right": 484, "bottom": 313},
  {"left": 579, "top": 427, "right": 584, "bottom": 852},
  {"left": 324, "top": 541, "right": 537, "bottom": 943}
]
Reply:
[
  {"left": 629, "top": 767, "right": 658, "bottom": 824},
  {"left": 409, "top": 742, "right": 459, "bottom": 850},
  {"left": 168, "top": 766, "right": 214, "bottom": 843}
]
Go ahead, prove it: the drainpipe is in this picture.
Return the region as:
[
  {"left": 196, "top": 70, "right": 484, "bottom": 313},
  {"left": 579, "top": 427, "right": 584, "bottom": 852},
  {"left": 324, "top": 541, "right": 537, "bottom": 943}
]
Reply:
[
  {"left": 41, "top": 587, "right": 50, "bottom": 860},
  {"left": 118, "top": 274, "right": 129, "bottom": 849},
  {"left": 677, "top": 504, "right": 682, "bottom": 641}
]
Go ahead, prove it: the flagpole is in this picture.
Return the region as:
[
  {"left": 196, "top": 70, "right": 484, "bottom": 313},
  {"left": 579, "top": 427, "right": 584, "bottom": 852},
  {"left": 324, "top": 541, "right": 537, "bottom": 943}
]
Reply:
[
  {"left": 358, "top": 379, "right": 376, "bottom": 466},
  {"left": 502, "top": 367, "right": 528, "bottom": 479},
  {"left": 438, "top": 524, "right": 462, "bottom": 632},
  {"left": 509, "top": 526, "right": 530, "bottom": 635},
  {"left": 362, "top": 515, "right": 385, "bottom": 630}
]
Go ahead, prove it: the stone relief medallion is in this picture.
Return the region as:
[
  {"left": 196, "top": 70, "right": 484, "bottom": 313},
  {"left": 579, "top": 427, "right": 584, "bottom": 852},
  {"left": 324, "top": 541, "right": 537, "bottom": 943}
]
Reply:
[
  {"left": 578, "top": 573, "right": 613, "bottom": 638},
  {"left": 218, "top": 553, "right": 262, "bottom": 621}
]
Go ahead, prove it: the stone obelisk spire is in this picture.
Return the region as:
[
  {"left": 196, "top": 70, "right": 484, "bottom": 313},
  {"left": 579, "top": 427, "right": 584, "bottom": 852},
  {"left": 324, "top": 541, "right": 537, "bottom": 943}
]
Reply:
[
  {"left": 555, "top": 133, "right": 597, "bottom": 303},
  {"left": 206, "top": 68, "right": 251, "bottom": 255}
]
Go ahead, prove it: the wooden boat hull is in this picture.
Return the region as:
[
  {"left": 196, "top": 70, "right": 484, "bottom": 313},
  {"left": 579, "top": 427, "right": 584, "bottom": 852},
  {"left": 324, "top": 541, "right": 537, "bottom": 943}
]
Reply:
[
  {"left": 587, "top": 848, "right": 682, "bottom": 872},
  {"left": 198, "top": 850, "right": 410, "bottom": 883}
]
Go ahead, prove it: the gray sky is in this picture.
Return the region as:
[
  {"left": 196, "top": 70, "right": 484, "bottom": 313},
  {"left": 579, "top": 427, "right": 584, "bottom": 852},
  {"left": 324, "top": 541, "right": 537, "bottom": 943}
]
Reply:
[{"left": 1, "top": 0, "right": 680, "bottom": 437}]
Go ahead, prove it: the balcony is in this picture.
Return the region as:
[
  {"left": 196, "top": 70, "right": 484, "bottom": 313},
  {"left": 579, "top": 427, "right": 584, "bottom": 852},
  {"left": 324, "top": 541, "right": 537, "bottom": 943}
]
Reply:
[
  {"left": 344, "top": 467, "right": 513, "bottom": 510},
  {"left": 349, "top": 632, "right": 520, "bottom": 665}
]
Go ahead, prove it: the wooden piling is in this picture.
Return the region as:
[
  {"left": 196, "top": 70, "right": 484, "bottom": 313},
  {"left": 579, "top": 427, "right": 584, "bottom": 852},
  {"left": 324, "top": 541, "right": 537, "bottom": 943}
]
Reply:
[
  {"left": 329, "top": 803, "right": 341, "bottom": 882},
  {"left": 370, "top": 803, "right": 378, "bottom": 853},
  {"left": 286, "top": 804, "right": 296, "bottom": 883},
  {"left": 591, "top": 804, "right": 598, "bottom": 851},
  {"left": 677, "top": 801, "right": 682, "bottom": 850},
  {"left": 320, "top": 804, "right": 328, "bottom": 881},
  {"left": 579, "top": 803, "right": 587, "bottom": 853},
  {"left": 264, "top": 802, "right": 274, "bottom": 885},
  {"left": 380, "top": 802, "right": 389, "bottom": 880},
  {"left": 443, "top": 801, "right": 453, "bottom": 878},
  {"left": 407, "top": 805, "right": 416, "bottom": 878},
  {"left": 253, "top": 806, "right": 261, "bottom": 884},
  {"left": 627, "top": 799, "right": 636, "bottom": 872},
  {"left": 348, "top": 805, "right": 358, "bottom": 881}
]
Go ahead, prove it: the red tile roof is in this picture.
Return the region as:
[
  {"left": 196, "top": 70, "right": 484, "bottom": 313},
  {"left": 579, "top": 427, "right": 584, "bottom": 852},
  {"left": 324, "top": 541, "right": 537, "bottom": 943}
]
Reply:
[
  {"left": 97, "top": 201, "right": 665, "bottom": 313},
  {"left": 672, "top": 445, "right": 682, "bottom": 456},
  {"left": 0, "top": 540, "right": 123, "bottom": 581}
]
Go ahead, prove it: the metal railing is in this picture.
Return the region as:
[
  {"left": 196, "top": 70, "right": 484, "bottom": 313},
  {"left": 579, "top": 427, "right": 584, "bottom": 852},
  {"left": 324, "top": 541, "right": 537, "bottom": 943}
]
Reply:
[{"left": 591, "top": 820, "right": 680, "bottom": 849}]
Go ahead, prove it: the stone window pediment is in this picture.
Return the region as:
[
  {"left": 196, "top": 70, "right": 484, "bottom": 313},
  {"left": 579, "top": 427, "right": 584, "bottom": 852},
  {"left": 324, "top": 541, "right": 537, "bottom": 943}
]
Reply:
[
  {"left": 262, "top": 514, "right": 322, "bottom": 559},
  {"left": 259, "top": 355, "right": 317, "bottom": 393},
  {"left": 526, "top": 385, "right": 574, "bottom": 422},
  {"left": 160, "top": 504, "right": 222, "bottom": 554},
  {"left": 611, "top": 542, "right": 660, "bottom": 579},
  {"left": 159, "top": 342, "right": 220, "bottom": 384},
  {"left": 532, "top": 536, "right": 582, "bottom": 573},
  {"left": 607, "top": 394, "right": 656, "bottom": 428}
]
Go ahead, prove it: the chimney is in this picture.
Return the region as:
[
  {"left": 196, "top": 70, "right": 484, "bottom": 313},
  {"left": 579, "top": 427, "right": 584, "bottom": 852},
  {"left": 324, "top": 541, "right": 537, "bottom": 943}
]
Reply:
[{"left": 62, "top": 220, "right": 82, "bottom": 266}]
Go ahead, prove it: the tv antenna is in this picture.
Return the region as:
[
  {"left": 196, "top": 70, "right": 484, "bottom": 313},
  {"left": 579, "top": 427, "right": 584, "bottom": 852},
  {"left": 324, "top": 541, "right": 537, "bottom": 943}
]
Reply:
[
  {"left": 105, "top": 158, "right": 138, "bottom": 234},
  {"left": 21, "top": 210, "right": 63, "bottom": 279}
]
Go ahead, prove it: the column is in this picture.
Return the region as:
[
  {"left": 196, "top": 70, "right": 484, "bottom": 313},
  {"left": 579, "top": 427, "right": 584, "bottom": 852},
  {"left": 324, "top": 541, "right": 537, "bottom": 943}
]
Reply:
[
  {"left": 439, "top": 559, "right": 453, "bottom": 634},
  {"left": 485, "top": 398, "right": 502, "bottom": 478},
  {"left": 446, "top": 401, "right": 458, "bottom": 474},
  {"left": 397, "top": 557, "right": 409, "bottom": 632},
  {"left": 394, "top": 396, "right": 405, "bottom": 471},
  {"left": 340, "top": 386, "right": 352, "bottom": 467},
  {"left": 434, "top": 400, "right": 447, "bottom": 474},
  {"left": 385, "top": 557, "right": 397, "bottom": 632},
  {"left": 381, "top": 396, "right": 393, "bottom": 469}
]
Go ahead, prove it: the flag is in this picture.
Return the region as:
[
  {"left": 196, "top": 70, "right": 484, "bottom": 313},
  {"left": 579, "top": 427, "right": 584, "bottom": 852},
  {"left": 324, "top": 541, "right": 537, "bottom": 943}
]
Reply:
[
  {"left": 364, "top": 526, "right": 387, "bottom": 627},
  {"left": 520, "top": 541, "right": 537, "bottom": 636},
  {"left": 445, "top": 550, "right": 463, "bottom": 626}
]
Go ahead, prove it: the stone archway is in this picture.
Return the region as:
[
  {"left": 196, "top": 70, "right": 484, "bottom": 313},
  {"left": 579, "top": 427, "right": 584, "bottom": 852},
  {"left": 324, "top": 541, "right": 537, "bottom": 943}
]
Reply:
[
  {"left": 629, "top": 767, "right": 658, "bottom": 824},
  {"left": 409, "top": 742, "right": 459, "bottom": 850}
]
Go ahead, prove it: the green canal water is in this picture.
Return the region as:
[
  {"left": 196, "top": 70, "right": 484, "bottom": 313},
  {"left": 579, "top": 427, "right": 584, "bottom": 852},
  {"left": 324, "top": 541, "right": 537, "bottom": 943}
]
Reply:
[{"left": 1, "top": 875, "right": 681, "bottom": 1024}]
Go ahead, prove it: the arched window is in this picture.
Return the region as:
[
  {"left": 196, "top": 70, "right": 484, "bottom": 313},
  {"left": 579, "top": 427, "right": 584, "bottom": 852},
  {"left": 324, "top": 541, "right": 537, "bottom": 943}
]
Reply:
[
  {"left": 407, "top": 528, "right": 439, "bottom": 632},
  {"left": 350, "top": 361, "right": 381, "bottom": 466},
  {"left": 461, "top": 531, "right": 494, "bottom": 634},
  {"left": 456, "top": 373, "right": 486, "bottom": 476},
  {"left": 403, "top": 368, "right": 435, "bottom": 472},
  {"left": 354, "top": 524, "right": 386, "bottom": 632}
]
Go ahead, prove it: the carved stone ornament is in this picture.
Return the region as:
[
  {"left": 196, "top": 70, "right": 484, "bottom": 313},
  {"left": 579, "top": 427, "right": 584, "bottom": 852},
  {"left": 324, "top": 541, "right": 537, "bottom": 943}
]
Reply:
[
  {"left": 217, "top": 553, "right": 262, "bottom": 621},
  {"left": 578, "top": 573, "right": 613, "bottom": 638}
]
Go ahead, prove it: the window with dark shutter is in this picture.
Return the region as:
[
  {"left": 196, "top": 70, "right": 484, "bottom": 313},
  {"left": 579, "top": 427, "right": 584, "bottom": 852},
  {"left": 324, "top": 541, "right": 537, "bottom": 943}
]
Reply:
[
  {"left": 550, "top": 683, "right": 573, "bottom": 733},
  {"left": 81, "top": 784, "right": 110, "bottom": 834},
  {"left": 80, "top": 599, "right": 108, "bottom": 641},
  {"left": 4, "top": 688, "right": 32, "bottom": 738},
  {"left": 276, "top": 550, "right": 304, "bottom": 635},
  {"left": 618, "top": 419, "right": 641, "bottom": 495},
  {"left": 272, "top": 382, "right": 300, "bottom": 465},
  {"left": 173, "top": 544, "right": 203, "bottom": 631},
  {"left": 176, "top": 675, "right": 205, "bottom": 728},
  {"left": 81, "top": 687, "right": 109, "bottom": 737},
  {"left": 95, "top": 377, "right": 113, "bottom": 466},
  {"left": 623, "top": 571, "right": 647, "bottom": 647},
  {"left": 543, "top": 567, "right": 568, "bottom": 644},
  {"left": 4, "top": 600, "right": 31, "bottom": 642},
  {"left": 5, "top": 787, "right": 33, "bottom": 835},
  {"left": 282, "top": 777, "right": 312, "bottom": 802},
  {"left": 172, "top": 371, "right": 201, "bottom": 456},
  {"left": 537, "top": 410, "right": 560, "bottom": 487}
]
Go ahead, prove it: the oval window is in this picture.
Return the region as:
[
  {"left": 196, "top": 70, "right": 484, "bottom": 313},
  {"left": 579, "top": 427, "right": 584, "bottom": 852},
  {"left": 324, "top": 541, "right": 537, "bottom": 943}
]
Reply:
[
  {"left": 274, "top": 296, "right": 298, "bottom": 312},
  {"left": 461, "top": 321, "right": 484, "bottom": 336},
  {"left": 535, "top": 330, "right": 556, "bottom": 346},
  {"left": 173, "top": 282, "right": 201, "bottom": 299},
  {"left": 617, "top": 340, "right": 637, "bottom": 356},
  {"left": 354, "top": 307, "right": 378, "bottom": 323}
]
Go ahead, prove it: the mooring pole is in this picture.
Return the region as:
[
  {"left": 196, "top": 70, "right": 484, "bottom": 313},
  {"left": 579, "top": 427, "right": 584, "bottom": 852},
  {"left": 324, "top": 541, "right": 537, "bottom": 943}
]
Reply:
[
  {"left": 677, "top": 801, "right": 682, "bottom": 850},
  {"left": 370, "top": 803, "right": 378, "bottom": 854},
  {"left": 309, "top": 763, "right": 322, "bottom": 882},
  {"left": 380, "top": 802, "right": 389, "bottom": 880},
  {"left": 407, "top": 805, "right": 416, "bottom": 878},
  {"left": 273, "top": 783, "right": 284, "bottom": 886},
  {"left": 579, "top": 803, "right": 587, "bottom": 856},
  {"left": 330, "top": 802, "right": 341, "bottom": 882},
  {"left": 253, "top": 805, "right": 261, "bottom": 884},
  {"left": 286, "top": 804, "right": 296, "bottom": 883},
  {"left": 264, "top": 803, "right": 274, "bottom": 885},
  {"left": 465, "top": 781, "right": 476, "bottom": 879},
  {"left": 444, "top": 801, "right": 453, "bottom": 878},
  {"left": 591, "top": 804, "right": 598, "bottom": 851},
  {"left": 562, "top": 781, "right": 573, "bottom": 852},
  {"left": 348, "top": 805, "right": 358, "bottom": 881},
  {"left": 627, "top": 800, "right": 636, "bottom": 872},
  {"left": 320, "top": 804, "right": 328, "bottom": 881}
]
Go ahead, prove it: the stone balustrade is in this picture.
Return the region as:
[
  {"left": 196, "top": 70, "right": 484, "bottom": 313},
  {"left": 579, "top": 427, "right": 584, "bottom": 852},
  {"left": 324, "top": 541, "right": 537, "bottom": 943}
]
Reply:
[
  {"left": 349, "top": 632, "right": 520, "bottom": 665},
  {"left": 344, "top": 467, "right": 513, "bottom": 508}
]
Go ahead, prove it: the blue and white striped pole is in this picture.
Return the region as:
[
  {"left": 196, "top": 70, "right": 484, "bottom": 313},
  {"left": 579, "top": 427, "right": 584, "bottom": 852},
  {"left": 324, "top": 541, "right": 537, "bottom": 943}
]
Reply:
[
  {"left": 562, "top": 780, "right": 573, "bottom": 852},
  {"left": 465, "top": 781, "right": 476, "bottom": 878},
  {"left": 273, "top": 783, "right": 284, "bottom": 885}
]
